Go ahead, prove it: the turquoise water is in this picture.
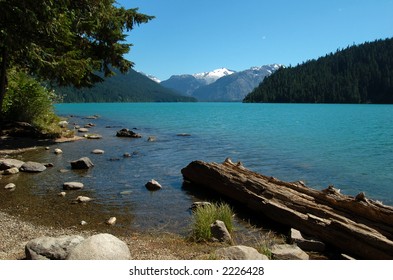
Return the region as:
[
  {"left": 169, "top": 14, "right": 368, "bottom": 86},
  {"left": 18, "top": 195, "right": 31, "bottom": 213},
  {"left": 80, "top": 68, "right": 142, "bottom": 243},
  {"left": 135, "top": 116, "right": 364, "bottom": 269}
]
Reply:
[{"left": 52, "top": 102, "right": 393, "bottom": 230}]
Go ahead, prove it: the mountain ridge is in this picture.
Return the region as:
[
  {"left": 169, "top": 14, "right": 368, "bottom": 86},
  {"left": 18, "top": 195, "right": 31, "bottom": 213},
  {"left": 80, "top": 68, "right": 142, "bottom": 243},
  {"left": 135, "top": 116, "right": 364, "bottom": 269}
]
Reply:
[{"left": 160, "top": 64, "right": 282, "bottom": 101}]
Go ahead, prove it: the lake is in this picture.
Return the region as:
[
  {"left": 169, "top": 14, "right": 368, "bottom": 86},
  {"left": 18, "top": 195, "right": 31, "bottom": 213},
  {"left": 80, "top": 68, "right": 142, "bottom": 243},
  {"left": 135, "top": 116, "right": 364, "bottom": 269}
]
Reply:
[{"left": 2, "top": 102, "right": 393, "bottom": 234}]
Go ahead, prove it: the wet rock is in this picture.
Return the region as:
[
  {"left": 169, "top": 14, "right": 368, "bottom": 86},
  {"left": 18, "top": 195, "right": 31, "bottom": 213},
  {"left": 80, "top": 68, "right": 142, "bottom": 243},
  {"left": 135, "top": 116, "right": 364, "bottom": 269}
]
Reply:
[
  {"left": 145, "top": 179, "right": 162, "bottom": 191},
  {"left": 0, "top": 158, "right": 25, "bottom": 170},
  {"left": 66, "top": 233, "right": 130, "bottom": 260},
  {"left": 91, "top": 149, "right": 105, "bottom": 154},
  {"left": 80, "top": 221, "right": 88, "bottom": 226},
  {"left": 116, "top": 128, "right": 142, "bottom": 138},
  {"left": 70, "top": 157, "right": 94, "bottom": 169},
  {"left": 3, "top": 167, "right": 19, "bottom": 175},
  {"left": 25, "top": 235, "right": 85, "bottom": 260},
  {"left": 20, "top": 161, "right": 46, "bottom": 172},
  {"left": 147, "top": 136, "right": 156, "bottom": 142},
  {"left": 58, "top": 191, "right": 66, "bottom": 197},
  {"left": 210, "top": 220, "right": 232, "bottom": 244},
  {"left": 4, "top": 183, "right": 16, "bottom": 190},
  {"left": 78, "top": 127, "right": 89, "bottom": 133},
  {"left": 54, "top": 148, "right": 63, "bottom": 154},
  {"left": 123, "top": 153, "right": 131, "bottom": 158},
  {"left": 270, "top": 244, "right": 309, "bottom": 260},
  {"left": 63, "top": 182, "right": 84, "bottom": 190},
  {"left": 44, "top": 163, "right": 54, "bottom": 168},
  {"left": 215, "top": 245, "right": 269, "bottom": 260},
  {"left": 85, "top": 134, "right": 102, "bottom": 139},
  {"left": 177, "top": 133, "right": 191, "bottom": 137},
  {"left": 75, "top": 196, "right": 92, "bottom": 203}
]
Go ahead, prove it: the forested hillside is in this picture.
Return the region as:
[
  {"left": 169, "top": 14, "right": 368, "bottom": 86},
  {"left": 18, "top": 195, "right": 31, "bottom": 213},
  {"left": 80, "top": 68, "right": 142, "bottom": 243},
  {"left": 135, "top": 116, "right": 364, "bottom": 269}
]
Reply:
[
  {"left": 244, "top": 38, "right": 393, "bottom": 103},
  {"left": 57, "top": 68, "right": 196, "bottom": 103}
]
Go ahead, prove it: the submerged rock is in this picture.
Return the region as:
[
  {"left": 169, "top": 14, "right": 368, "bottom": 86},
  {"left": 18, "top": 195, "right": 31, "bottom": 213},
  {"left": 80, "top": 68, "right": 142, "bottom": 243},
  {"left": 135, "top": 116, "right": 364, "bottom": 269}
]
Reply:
[
  {"left": 116, "top": 128, "right": 142, "bottom": 138},
  {"left": 63, "top": 182, "right": 84, "bottom": 190}
]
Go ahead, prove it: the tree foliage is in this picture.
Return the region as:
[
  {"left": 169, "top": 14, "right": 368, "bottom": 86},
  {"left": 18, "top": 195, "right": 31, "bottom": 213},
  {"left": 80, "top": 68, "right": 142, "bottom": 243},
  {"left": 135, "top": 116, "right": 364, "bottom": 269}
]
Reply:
[
  {"left": 244, "top": 38, "right": 393, "bottom": 104},
  {"left": 0, "top": 0, "right": 154, "bottom": 112}
]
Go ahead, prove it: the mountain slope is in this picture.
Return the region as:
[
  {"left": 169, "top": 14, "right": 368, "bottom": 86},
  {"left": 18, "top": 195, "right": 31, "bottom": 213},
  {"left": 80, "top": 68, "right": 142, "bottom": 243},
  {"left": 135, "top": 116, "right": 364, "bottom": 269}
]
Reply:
[
  {"left": 57, "top": 68, "right": 196, "bottom": 103},
  {"left": 161, "top": 65, "right": 280, "bottom": 101},
  {"left": 244, "top": 38, "right": 393, "bottom": 103},
  {"left": 192, "top": 65, "right": 281, "bottom": 101}
]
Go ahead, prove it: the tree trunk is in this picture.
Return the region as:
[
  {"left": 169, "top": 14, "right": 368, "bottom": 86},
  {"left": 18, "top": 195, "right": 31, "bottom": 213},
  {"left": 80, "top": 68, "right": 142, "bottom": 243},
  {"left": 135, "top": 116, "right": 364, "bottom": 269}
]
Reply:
[
  {"left": 181, "top": 159, "right": 393, "bottom": 259},
  {"left": 0, "top": 46, "right": 8, "bottom": 118}
]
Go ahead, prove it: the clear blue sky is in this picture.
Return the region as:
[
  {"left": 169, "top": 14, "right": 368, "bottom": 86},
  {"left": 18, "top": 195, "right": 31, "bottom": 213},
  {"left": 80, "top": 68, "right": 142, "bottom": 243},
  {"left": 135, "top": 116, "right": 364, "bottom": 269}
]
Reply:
[{"left": 118, "top": 0, "right": 393, "bottom": 81}]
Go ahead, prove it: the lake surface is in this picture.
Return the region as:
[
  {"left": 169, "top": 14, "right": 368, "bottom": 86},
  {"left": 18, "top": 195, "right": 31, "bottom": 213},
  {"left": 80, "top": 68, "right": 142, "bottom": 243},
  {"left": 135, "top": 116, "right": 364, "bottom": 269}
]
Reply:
[{"left": 4, "top": 103, "right": 393, "bottom": 234}]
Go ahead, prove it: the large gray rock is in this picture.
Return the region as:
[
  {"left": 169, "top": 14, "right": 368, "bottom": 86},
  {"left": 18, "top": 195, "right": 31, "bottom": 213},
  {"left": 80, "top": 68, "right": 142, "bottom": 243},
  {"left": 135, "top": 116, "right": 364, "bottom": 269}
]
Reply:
[
  {"left": 0, "top": 158, "right": 25, "bottom": 170},
  {"left": 210, "top": 220, "right": 232, "bottom": 244},
  {"left": 25, "top": 235, "right": 85, "bottom": 260},
  {"left": 290, "top": 228, "right": 325, "bottom": 252},
  {"left": 70, "top": 157, "right": 94, "bottom": 169},
  {"left": 215, "top": 245, "right": 269, "bottom": 260},
  {"left": 66, "top": 233, "right": 130, "bottom": 260},
  {"left": 270, "top": 244, "right": 309, "bottom": 260},
  {"left": 20, "top": 161, "right": 47, "bottom": 172}
]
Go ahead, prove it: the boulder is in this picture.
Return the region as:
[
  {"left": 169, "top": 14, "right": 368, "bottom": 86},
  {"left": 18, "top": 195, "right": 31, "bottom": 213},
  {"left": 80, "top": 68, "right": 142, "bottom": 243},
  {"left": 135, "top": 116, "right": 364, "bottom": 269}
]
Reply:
[
  {"left": 215, "top": 245, "right": 269, "bottom": 260},
  {"left": 0, "top": 158, "right": 25, "bottom": 170},
  {"left": 25, "top": 235, "right": 85, "bottom": 260},
  {"left": 270, "top": 244, "right": 309, "bottom": 260},
  {"left": 63, "top": 182, "right": 84, "bottom": 190},
  {"left": 66, "top": 233, "right": 130, "bottom": 260},
  {"left": 70, "top": 157, "right": 94, "bottom": 169},
  {"left": 116, "top": 128, "right": 142, "bottom": 138},
  {"left": 290, "top": 228, "right": 325, "bottom": 252},
  {"left": 20, "top": 161, "right": 46, "bottom": 172},
  {"left": 210, "top": 220, "right": 232, "bottom": 244},
  {"left": 145, "top": 179, "right": 162, "bottom": 191}
]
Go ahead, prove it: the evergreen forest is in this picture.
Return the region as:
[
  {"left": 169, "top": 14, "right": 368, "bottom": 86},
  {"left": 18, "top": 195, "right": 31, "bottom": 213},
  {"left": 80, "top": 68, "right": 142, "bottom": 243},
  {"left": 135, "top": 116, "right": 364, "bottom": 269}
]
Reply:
[
  {"left": 56, "top": 68, "right": 196, "bottom": 103},
  {"left": 244, "top": 38, "right": 393, "bottom": 103}
]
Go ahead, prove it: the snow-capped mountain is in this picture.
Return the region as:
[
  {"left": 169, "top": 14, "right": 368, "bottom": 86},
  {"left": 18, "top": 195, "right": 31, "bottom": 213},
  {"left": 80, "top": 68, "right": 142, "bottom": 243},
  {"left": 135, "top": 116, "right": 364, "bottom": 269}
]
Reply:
[
  {"left": 192, "top": 68, "right": 235, "bottom": 85},
  {"left": 139, "top": 72, "right": 161, "bottom": 83},
  {"left": 161, "top": 64, "right": 283, "bottom": 101}
]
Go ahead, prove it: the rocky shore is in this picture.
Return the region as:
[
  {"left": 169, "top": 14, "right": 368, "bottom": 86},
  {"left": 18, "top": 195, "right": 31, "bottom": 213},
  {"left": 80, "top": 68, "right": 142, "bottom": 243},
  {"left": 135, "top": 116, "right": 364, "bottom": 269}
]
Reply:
[{"left": 0, "top": 118, "right": 331, "bottom": 260}]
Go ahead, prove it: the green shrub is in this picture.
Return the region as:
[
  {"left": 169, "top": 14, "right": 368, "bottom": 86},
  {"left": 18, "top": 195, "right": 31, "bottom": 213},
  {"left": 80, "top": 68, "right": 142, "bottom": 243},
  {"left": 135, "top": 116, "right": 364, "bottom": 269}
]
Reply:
[
  {"left": 191, "top": 202, "right": 234, "bottom": 242},
  {"left": 2, "top": 69, "right": 63, "bottom": 138}
]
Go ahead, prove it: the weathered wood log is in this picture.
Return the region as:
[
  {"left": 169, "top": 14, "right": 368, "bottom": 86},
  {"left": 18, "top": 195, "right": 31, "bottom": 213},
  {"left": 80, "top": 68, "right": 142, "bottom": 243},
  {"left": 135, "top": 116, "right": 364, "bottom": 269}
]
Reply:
[{"left": 181, "top": 159, "right": 393, "bottom": 259}]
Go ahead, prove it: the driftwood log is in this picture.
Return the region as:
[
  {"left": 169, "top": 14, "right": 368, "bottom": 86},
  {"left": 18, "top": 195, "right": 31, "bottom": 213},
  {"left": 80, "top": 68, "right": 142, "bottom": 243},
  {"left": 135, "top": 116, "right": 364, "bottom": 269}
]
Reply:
[{"left": 181, "top": 159, "right": 393, "bottom": 259}]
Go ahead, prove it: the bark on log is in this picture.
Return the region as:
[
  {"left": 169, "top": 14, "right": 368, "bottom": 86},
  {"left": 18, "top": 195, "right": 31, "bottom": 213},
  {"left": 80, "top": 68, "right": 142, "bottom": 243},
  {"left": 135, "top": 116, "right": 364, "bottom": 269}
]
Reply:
[{"left": 181, "top": 159, "right": 393, "bottom": 259}]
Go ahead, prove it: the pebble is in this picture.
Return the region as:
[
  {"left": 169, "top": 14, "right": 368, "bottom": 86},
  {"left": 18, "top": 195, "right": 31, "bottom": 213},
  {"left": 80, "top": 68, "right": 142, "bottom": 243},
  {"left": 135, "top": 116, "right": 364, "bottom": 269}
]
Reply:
[
  {"left": 4, "top": 183, "right": 16, "bottom": 190},
  {"left": 106, "top": 217, "right": 117, "bottom": 225},
  {"left": 75, "top": 196, "right": 92, "bottom": 203},
  {"left": 58, "top": 192, "right": 66, "bottom": 197},
  {"left": 80, "top": 221, "right": 87, "bottom": 226},
  {"left": 91, "top": 149, "right": 105, "bottom": 154}
]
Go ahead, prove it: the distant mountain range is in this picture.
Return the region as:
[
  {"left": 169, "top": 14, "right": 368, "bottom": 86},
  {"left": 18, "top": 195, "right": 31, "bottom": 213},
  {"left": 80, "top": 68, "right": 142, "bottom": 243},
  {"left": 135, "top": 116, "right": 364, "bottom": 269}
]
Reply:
[
  {"left": 57, "top": 68, "right": 196, "bottom": 103},
  {"left": 160, "top": 65, "right": 282, "bottom": 101}
]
